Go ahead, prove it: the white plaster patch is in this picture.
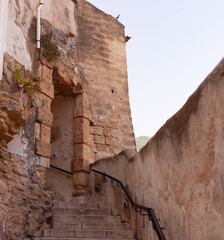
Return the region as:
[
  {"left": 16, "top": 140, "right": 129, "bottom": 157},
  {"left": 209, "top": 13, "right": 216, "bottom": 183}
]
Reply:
[
  {"left": 7, "top": 17, "right": 32, "bottom": 69},
  {"left": 7, "top": 129, "right": 24, "bottom": 157},
  {"left": 42, "top": 0, "right": 77, "bottom": 36}
]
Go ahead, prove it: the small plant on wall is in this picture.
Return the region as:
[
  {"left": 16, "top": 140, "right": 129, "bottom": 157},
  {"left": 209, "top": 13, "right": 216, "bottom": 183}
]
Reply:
[
  {"left": 14, "top": 65, "right": 39, "bottom": 106},
  {"left": 40, "top": 33, "right": 60, "bottom": 63}
]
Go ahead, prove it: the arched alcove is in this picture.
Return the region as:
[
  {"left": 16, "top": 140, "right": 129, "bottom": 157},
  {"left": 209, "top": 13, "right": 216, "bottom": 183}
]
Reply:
[
  {"left": 45, "top": 68, "right": 76, "bottom": 201},
  {"left": 45, "top": 66, "right": 93, "bottom": 200}
]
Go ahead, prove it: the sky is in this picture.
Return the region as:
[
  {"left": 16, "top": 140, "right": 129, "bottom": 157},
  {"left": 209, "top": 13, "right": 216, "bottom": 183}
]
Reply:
[{"left": 88, "top": 0, "right": 224, "bottom": 138}]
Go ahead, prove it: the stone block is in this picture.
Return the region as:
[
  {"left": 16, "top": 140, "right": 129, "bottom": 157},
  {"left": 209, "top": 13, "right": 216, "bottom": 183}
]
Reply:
[
  {"left": 39, "top": 157, "right": 50, "bottom": 168},
  {"left": 35, "top": 122, "right": 40, "bottom": 138},
  {"left": 73, "top": 188, "right": 88, "bottom": 197},
  {"left": 90, "top": 126, "right": 103, "bottom": 136},
  {"left": 40, "top": 124, "right": 51, "bottom": 142},
  {"left": 74, "top": 93, "right": 89, "bottom": 109},
  {"left": 39, "top": 80, "right": 54, "bottom": 99},
  {"left": 96, "top": 145, "right": 114, "bottom": 154},
  {"left": 38, "top": 93, "right": 52, "bottom": 109},
  {"left": 73, "top": 105, "right": 91, "bottom": 120},
  {"left": 74, "top": 118, "right": 93, "bottom": 145},
  {"left": 37, "top": 107, "right": 53, "bottom": 127},
  {"left": 36, "top": 139, "right": 51, "bottom": 158},
  {"left": 42, "top": 65, "right": 53, "bottom": 82},
  {"left": 74, "top": 94, "right": 91, "bottom": 120},
  {"left": 123, "top": 138, "right": 136, "bottom": 148},
  {"left": 103, "top": 128, "right": 110, "bottom": 136},
  {"left": 73, "top": 172, "right": 89, "bottom": 187},
  {"left": 74, "top": 143, "right": 95, "bottom": 161},
  {"left": 94, "top": 135, "right": 105, "bottom": 145},
  {"left": 111, "top": 128, "right": 122, "bottom": 138},
  {"left": 105, "top": 136, "right": 114, "bottom": 146},
  {"left": 73, "top": 157, "right": 90, "bottom": 172}
]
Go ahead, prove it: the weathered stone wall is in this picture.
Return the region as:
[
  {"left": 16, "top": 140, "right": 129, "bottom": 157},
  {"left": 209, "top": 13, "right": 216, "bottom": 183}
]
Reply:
[
  {"left": 90, "top": 59, "right": 224, "bottom": 240},
  {"left": 0, "top": 0, "right": 136, "bottom": 236},
  {"left": 77, "top": 0, "right": 136, "bottom": 160},
  {"left": 6, "top": 0, "right": 136, "bottom": 161},
  {"left": 4, "top": 0, "right": 135, "bottom": 180},
  {"left": 0, "top": 145, "right": 53, "bottom": 239},
  {"left": 7, "top": 0, "right": 77, "bottom": 70},
  {"left": 0, "top": 53, "right": 54, "bottom": 239}
]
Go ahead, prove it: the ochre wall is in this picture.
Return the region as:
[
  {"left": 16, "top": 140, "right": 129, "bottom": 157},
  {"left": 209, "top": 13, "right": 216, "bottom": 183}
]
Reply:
[
  {"left": 4, "top": 0, "right": 136, "bottom": 170},
  {"left": 0, "top": 0, "right": 136, "bottom": 237},
  {"left": 0, "top": 145, "right": 53, "bottom": 239},
  {"left": 91, "top": 58, "right": 224, "bottom": 240},
  {"left": 77, "top": 0, "right": 136, "bottom": 160}
]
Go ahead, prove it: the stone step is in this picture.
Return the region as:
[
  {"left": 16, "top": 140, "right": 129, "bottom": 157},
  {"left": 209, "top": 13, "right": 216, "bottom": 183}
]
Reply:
[
  {"left": 53, "top": 222, "right": 82, "bottom": 229},
  {"left": 53, "top": 222, "right": 130, "bottom": 230},
  {"left": 44, "top": 229, "right": 134, "bottom": 239},
  {"left": 82, "top": 223, "right": 131, "bottom": 230},
  {"left": 53, "top": 208, "right": 111, "bottom": 216},
  {"left": 53, "top": 215, "right": 121, "bottom": 224},
  {"left": 36, "top": 238, "right": 135, "bottom": 240},
  {"left": 53, "top": 215, "right": 79, "bottom": 224},
  {"left": 53, "top": 200, "right": 98, "bottom": 209}
]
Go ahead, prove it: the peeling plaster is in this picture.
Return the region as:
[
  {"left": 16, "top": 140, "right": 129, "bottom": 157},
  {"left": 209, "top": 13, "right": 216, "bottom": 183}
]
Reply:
[{"left": 7, "top": 17, "right": 32, "bottom": 69}]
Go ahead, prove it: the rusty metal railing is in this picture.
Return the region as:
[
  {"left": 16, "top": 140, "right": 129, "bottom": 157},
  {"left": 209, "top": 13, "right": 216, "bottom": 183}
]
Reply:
[{"left": 92, "top": 169, "right": 166, "bottom": 240}]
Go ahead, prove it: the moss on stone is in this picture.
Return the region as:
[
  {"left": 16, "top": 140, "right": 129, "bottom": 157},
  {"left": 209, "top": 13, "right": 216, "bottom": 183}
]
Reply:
[{"left": 41, "top": 33, "right": 60, "bottom": 63}]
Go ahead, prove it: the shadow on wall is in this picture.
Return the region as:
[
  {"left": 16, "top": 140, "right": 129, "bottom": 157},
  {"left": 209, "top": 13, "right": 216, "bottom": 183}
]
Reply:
[{"left": 46, "top": 95, "right": 75, "bottom": 202}]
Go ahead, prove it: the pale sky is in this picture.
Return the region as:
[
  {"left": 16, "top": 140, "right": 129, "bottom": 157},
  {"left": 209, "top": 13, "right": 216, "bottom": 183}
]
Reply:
[{"left": 88, "top": 0, "right": 224, "bottom": 138}]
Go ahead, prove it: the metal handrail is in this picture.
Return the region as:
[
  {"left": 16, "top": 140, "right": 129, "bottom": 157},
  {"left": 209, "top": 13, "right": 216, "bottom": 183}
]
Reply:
[
  {"left": 50, "top": 165, "right": 73, "bottom": 175},
  {"left": 92, "top": 169, "right": 166, "bottom": 240}
]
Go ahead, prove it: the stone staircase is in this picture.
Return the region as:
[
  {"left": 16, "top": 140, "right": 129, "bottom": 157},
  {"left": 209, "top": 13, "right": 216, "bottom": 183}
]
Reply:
[{"left": 36, "top": 200, "right": 136, "bottom": 240}]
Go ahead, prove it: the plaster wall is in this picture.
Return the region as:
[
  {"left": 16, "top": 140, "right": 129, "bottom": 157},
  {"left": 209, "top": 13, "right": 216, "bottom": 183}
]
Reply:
[
  {"left": 91, "top": 58, "right": 224, "bottom": 240},
  {"left": 7, "top": 0, "right": 77, "bottom": 70},
  {"left": 0, "top": 0, "right": 9, "bottom": 80}
]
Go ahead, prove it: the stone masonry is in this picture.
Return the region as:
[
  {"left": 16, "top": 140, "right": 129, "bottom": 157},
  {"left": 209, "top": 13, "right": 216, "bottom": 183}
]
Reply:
[
  {"left": 77, "top": 1, "right": 136, "bottom": 160},
  {"left": 0, "top": 0, "right": 136, "bottom": 238}
]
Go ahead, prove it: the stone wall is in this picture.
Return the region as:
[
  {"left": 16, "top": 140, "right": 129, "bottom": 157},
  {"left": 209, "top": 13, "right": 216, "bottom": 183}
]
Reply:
[
  {"left": 3, "top": 0, "right": 136, "bottom": 185},
  {"left": 5, "top": 0, "right": 136, "bottom": 161},
  {"left": 0, "top": 145, "right": 53, "bottom": 239},
  {"left": 90, "top": 58, "right": 224, "bottom": 240},
  {"left": 0, "top": 0, "right": 136, "bottom": 237},
  {"left": 77, "top": 0, "right": 136, "bottom": 160}
]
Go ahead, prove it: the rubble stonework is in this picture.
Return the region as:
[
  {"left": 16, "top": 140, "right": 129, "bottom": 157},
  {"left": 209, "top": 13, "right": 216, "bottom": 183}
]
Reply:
[
  {"left": 0, "top": 145, "right": 53, "bottom": 239},
  {"left": 0, "top": 0, "right": 136, "bottom": 238},
  {"left": 1, "top": 0, "right": 224, "bottom": 239}
]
